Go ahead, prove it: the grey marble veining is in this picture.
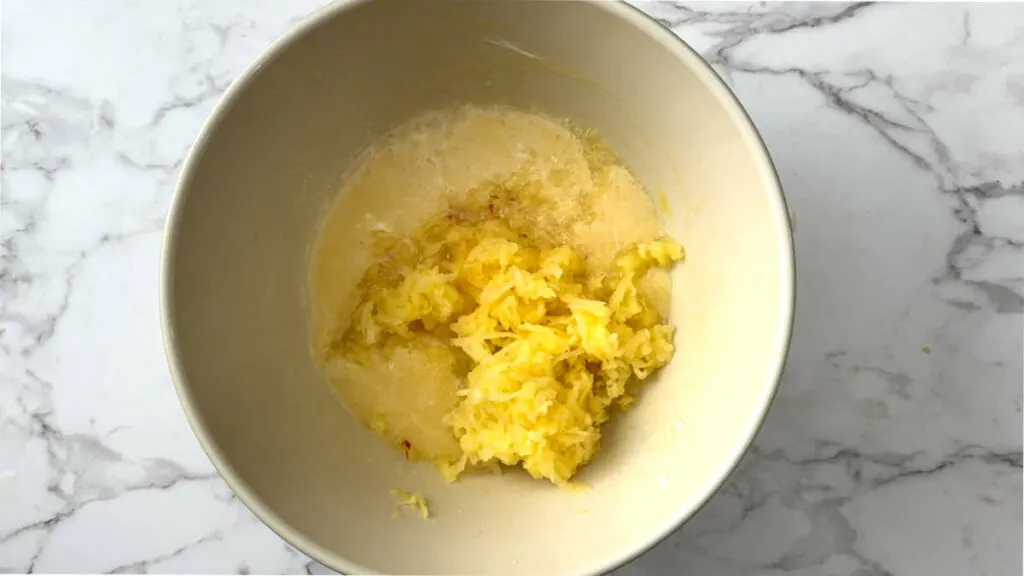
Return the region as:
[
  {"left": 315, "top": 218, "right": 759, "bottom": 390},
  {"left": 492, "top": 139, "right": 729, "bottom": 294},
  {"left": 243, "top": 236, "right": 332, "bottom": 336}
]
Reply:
[{"left": 1, "top": 1, "right": 1021, "bottom": 574}]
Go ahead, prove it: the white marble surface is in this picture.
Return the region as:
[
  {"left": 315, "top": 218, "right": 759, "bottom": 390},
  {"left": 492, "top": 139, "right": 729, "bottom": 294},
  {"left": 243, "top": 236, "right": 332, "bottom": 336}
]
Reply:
[{"left": 2, "top": 1, "right": 1021, "bottom": 574}]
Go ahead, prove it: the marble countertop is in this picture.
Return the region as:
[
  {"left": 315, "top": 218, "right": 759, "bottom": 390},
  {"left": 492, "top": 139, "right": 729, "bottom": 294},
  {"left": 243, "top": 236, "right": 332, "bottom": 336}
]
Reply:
[{"left": 2, "top": 1, "right": 1021, "bottom": 574}]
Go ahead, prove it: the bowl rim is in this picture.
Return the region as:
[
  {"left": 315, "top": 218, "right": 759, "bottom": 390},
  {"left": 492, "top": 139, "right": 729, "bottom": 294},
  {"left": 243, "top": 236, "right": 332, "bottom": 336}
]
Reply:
[{"left": 159, "top": 1, "right": 796, "bottom": 574}]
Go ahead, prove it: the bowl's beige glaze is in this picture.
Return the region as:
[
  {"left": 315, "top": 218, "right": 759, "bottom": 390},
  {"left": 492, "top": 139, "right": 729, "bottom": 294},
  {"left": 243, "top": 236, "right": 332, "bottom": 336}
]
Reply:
[{"left": 160, "top": 1, "right": 795, "bottom": 575}]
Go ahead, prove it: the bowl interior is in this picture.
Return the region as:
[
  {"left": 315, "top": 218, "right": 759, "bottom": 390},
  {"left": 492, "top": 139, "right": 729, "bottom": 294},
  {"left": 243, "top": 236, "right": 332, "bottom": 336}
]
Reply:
[{"left": 164, "top": 1, "right": 793, "bottom": 574}]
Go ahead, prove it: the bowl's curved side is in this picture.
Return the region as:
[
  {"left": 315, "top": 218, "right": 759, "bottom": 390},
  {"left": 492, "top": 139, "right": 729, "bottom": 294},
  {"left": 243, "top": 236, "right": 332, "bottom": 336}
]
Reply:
[
  {"left": 580, "top": 5, "right": 795, "bottom": 575},
  {"left": 160, "top": 1, "right": 376, "bottom": 574}
]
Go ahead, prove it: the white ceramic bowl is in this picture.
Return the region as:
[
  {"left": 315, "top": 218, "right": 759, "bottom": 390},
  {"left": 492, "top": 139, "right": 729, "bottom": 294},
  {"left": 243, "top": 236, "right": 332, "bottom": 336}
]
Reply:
[{"left": 161, "top": 1, "right": 795, "bottom": 574}]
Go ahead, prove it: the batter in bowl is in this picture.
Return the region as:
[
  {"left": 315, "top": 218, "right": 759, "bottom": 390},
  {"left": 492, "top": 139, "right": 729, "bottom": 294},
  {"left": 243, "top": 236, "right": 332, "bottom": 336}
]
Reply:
[{"left": 309, "top": 106, "right": 683, "bottom": 486}]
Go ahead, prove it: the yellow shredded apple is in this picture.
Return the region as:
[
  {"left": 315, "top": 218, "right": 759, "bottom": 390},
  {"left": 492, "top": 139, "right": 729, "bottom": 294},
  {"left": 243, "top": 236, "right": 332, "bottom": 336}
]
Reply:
[
  {"left": 333, "top": 188, "right": 684, "bottom": 486},
  {"left": 390, "top": 489, "right": 430, "bottom": 519},
  {"left": 314, "top": 106, "right": 686, "bottom": 488}
]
